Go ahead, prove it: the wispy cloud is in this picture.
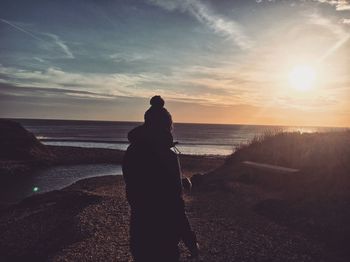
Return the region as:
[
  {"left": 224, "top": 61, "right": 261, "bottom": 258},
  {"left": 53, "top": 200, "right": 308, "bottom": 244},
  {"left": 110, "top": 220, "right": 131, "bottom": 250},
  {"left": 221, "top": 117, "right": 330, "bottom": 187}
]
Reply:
[
  {"left": 307, "top": 13, "right": 350, "bottom": 61},
  {"left": 44, "top": 33, "right": 74, "bottom": 59},
  {"left": 0, "top": 64, "right": 260, "bottom": 106},
  {"left": 315, "top": 0, "right": 350, "bottom": 24},
  {"left": 308, "top": 13, "right": 347, "bottom": 39},
  {"left": 275, "top": 95, "right": 339, "bottom": 111},
  {"left": 109, "top": 52, "right": 149, "bottom": 62},
  {"left": 148, "top": 0, "right": 253, "bottom": 49},
  {"left": 0, "top": 18, "right": 43, "bottom": 42},
  {"left": 319, "top": 33, "right": 350, "bottom": 61},
  {"left": 33, "top": 57, "right": 45, "bottom": 63},
  {"left": 0, "top": 82, "right": 115, "bottom": 100},
  {"left": 0, "top": 18, "right": 74, "bottom": 59}
]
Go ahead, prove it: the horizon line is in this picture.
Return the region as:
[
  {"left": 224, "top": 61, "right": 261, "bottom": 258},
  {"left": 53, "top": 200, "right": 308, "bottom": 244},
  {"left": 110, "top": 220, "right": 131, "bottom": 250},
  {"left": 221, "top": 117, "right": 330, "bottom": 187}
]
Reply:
[{"left": 2, "top": 117, "right": 349, "bottom": 129}]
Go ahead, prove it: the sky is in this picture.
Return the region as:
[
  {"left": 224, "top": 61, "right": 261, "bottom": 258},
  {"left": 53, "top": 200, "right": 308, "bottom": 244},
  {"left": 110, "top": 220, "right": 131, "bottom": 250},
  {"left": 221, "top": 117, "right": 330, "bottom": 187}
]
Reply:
[{"left": 0, "top": 0, "right": 350, "bottom": 127}]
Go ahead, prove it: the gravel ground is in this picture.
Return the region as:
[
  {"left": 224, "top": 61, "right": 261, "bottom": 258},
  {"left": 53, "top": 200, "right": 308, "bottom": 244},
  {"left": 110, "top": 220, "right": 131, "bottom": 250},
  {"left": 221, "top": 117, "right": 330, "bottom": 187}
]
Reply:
[{"left": 0, "top": 175, "right": 346, "bottom": 262}]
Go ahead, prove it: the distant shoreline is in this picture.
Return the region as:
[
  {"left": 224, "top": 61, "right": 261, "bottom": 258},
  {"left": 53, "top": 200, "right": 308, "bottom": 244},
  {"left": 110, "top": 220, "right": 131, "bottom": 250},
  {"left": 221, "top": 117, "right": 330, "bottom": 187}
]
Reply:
[
  {"left": 5, "top": 117, "right": 350, "bottom": 128},
  {"left": 40, "top": 138, "right": 235, "bottom": 147},
  {"left": 40, "top": 138, "right": 129, "bottom": 144}
]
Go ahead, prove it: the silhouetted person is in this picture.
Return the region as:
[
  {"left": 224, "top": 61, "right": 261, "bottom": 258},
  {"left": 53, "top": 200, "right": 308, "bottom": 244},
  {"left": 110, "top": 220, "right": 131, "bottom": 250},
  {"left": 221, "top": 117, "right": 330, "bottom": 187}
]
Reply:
[{"left": 122, "top": 96, "right": 198, "bottom": 262}]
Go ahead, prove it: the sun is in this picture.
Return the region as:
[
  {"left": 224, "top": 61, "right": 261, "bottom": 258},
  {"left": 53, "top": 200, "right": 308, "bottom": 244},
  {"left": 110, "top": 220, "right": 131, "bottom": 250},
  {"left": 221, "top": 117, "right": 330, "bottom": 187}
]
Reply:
[{"left": 288, "top": 65, "right": 316, "bottom": 91}]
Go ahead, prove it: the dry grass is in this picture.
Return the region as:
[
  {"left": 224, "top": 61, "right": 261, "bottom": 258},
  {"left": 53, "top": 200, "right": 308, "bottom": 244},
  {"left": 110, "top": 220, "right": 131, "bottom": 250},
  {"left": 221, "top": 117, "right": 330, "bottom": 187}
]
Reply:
[
  {"left": 231, "top": 130, "right": 350, "bottom": 169},
  {"left": 223, "top": 130, "right": 350, "bottom": 195}
]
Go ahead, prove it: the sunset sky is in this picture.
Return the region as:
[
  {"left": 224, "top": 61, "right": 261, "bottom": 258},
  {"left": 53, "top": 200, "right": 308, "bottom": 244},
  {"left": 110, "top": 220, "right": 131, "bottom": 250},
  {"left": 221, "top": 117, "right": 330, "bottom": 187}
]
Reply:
[{"left": 1, "top": 0, "right": 350, "bottom": 127}]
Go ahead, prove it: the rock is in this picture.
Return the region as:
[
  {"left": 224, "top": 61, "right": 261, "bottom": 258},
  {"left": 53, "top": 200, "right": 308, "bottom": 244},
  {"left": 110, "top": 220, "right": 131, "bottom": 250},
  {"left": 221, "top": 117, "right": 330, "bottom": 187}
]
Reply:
[{"left": 0, "top": 119, "right": 54, "bottom": 162}]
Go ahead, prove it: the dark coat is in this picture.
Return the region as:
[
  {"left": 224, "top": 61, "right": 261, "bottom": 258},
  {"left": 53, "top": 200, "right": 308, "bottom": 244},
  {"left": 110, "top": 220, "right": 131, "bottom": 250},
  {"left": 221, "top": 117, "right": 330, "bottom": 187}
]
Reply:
[{"left": 122, "top": 125, "right": 197, "bottom": 261}]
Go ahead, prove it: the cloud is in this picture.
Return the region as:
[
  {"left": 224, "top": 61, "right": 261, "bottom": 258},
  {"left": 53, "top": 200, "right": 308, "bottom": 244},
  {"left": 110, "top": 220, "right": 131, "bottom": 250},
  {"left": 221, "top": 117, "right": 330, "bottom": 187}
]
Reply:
[
  {"left": 0, "top": 65, "right": 139, "bottom": 97},
  {"left": 147, "top": 0, "right": 185, "bottom": 11},
  {"left": 308, "top": 13, "right": 348, "bottom": 39},
  {"left": 0, "top": 82, "right": 114, "bottom": 100},
  {"left": 109, "top": 52, "right": 149, "bottom": 63},
  {"left": 307, "top": 13, "right": 350, "bottom": 61},
  {"left": 34, "top": 57, "right": 45, "bottom": 63},
  {"left": 316, "top": 0, "right": 350, "bottom": 11},
  {"left": 314, "top": 0, "right": 350, "bottom": 26},
  {"left": 276, "top": 95, "right": 339, "bottom": 111},
  {"left": 148, "top": 0, "right": 253, "bottom": 49},
  {"left": 0, "top": 65, "right": 193, "bottom": 101},
  {"left": 0, "top": 63, "right": 261, "bottom": 107},
  {"left": 0, "top": 18, "right": 74, "bottom": 59},
  {"left": 0, "top": 18, "right": 43, "bottom": 42},
  {"left": 44, "top": 33, "right": 74, "bottom": 59}
]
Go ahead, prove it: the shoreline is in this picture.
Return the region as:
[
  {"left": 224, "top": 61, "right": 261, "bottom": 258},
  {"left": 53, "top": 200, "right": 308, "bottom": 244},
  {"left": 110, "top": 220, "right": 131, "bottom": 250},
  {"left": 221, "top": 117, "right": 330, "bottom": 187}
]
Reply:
[
  {"left": 0, "top": 143, "right": 226, "bottom": 206},
  {"left": 0, "top": 145, "right": 227, "bottom": 177}
]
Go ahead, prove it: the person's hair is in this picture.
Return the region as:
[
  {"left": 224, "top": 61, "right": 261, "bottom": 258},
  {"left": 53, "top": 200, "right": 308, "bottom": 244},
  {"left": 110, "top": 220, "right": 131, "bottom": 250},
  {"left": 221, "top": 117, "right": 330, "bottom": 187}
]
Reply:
[{"left": 144, "top": 96, "right": 173, "bottom": 131}]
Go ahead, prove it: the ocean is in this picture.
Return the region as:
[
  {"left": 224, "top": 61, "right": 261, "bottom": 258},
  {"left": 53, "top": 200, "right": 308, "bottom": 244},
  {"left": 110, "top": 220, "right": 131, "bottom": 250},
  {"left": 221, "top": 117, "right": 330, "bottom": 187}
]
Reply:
[
  {"left": 2, "top": 119, "right": 343, "bottom": 203},
  {"left": 15, "top": 118, "right": 340, "bottom": 156}
]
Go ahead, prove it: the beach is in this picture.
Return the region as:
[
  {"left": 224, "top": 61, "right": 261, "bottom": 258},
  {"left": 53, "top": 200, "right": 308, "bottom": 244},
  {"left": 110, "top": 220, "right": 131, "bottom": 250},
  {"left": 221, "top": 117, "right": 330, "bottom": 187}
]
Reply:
[
  {"left": 1, "top": 174, "right": 345, "bottom": 262},
  {"left": 1, "top": 120, "right": 349, "bottom": 261}
]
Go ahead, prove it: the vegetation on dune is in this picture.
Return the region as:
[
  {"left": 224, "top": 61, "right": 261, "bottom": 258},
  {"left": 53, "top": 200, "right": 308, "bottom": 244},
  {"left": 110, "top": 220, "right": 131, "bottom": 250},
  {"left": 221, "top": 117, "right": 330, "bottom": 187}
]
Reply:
[
  {"left": 229, "top": 130, "right": 350, "bottom": 172},
  {"left": 220, "top": 130, "right": 350, "bottom": 195},
  {"left": 203, "top": 130, "right": 350, "bottom": 257}
]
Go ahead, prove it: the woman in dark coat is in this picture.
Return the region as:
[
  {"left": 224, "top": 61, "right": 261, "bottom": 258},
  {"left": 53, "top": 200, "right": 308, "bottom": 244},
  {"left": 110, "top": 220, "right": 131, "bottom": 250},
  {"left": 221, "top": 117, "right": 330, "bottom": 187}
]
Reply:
[{"left": 122, "top": 96, "right": 198, "bottom": 262}]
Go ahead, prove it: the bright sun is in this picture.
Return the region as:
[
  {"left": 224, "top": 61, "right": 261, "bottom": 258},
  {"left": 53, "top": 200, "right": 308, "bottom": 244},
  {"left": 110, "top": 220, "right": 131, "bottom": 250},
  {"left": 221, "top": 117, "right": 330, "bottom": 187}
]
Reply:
[{"left": 288, "top": 65, "right": 316, "bottom": 91}]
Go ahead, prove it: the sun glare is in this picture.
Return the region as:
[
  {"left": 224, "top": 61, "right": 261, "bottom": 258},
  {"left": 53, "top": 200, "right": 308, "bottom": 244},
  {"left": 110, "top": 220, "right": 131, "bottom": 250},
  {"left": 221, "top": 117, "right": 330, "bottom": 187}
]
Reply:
[{"left": 288, "top": 65, "right": 316, "bottom": 91}]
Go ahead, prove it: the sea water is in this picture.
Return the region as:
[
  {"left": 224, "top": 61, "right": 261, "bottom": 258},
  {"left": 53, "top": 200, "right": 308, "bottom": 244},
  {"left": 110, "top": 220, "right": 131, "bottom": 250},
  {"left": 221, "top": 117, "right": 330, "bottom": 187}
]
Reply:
[{"left": 16, "top": 119, "right": 339, "bottom": 156}]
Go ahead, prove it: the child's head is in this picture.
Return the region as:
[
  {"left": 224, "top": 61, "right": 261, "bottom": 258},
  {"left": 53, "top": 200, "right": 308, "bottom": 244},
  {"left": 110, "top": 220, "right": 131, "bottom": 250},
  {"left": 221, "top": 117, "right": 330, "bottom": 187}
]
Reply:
[{"left": 144, "top": 96, "right": 173, "bottom": 131}]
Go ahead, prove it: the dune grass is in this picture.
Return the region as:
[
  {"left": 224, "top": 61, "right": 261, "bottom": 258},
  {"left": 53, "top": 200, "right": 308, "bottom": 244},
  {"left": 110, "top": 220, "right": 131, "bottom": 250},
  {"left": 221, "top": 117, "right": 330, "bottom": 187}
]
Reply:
[
  {"left": 223, "top": 130, "right": 350, "bottom": 196},
  {"left": 230, "top": 130, "right": 350, "bottom": 170}
]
